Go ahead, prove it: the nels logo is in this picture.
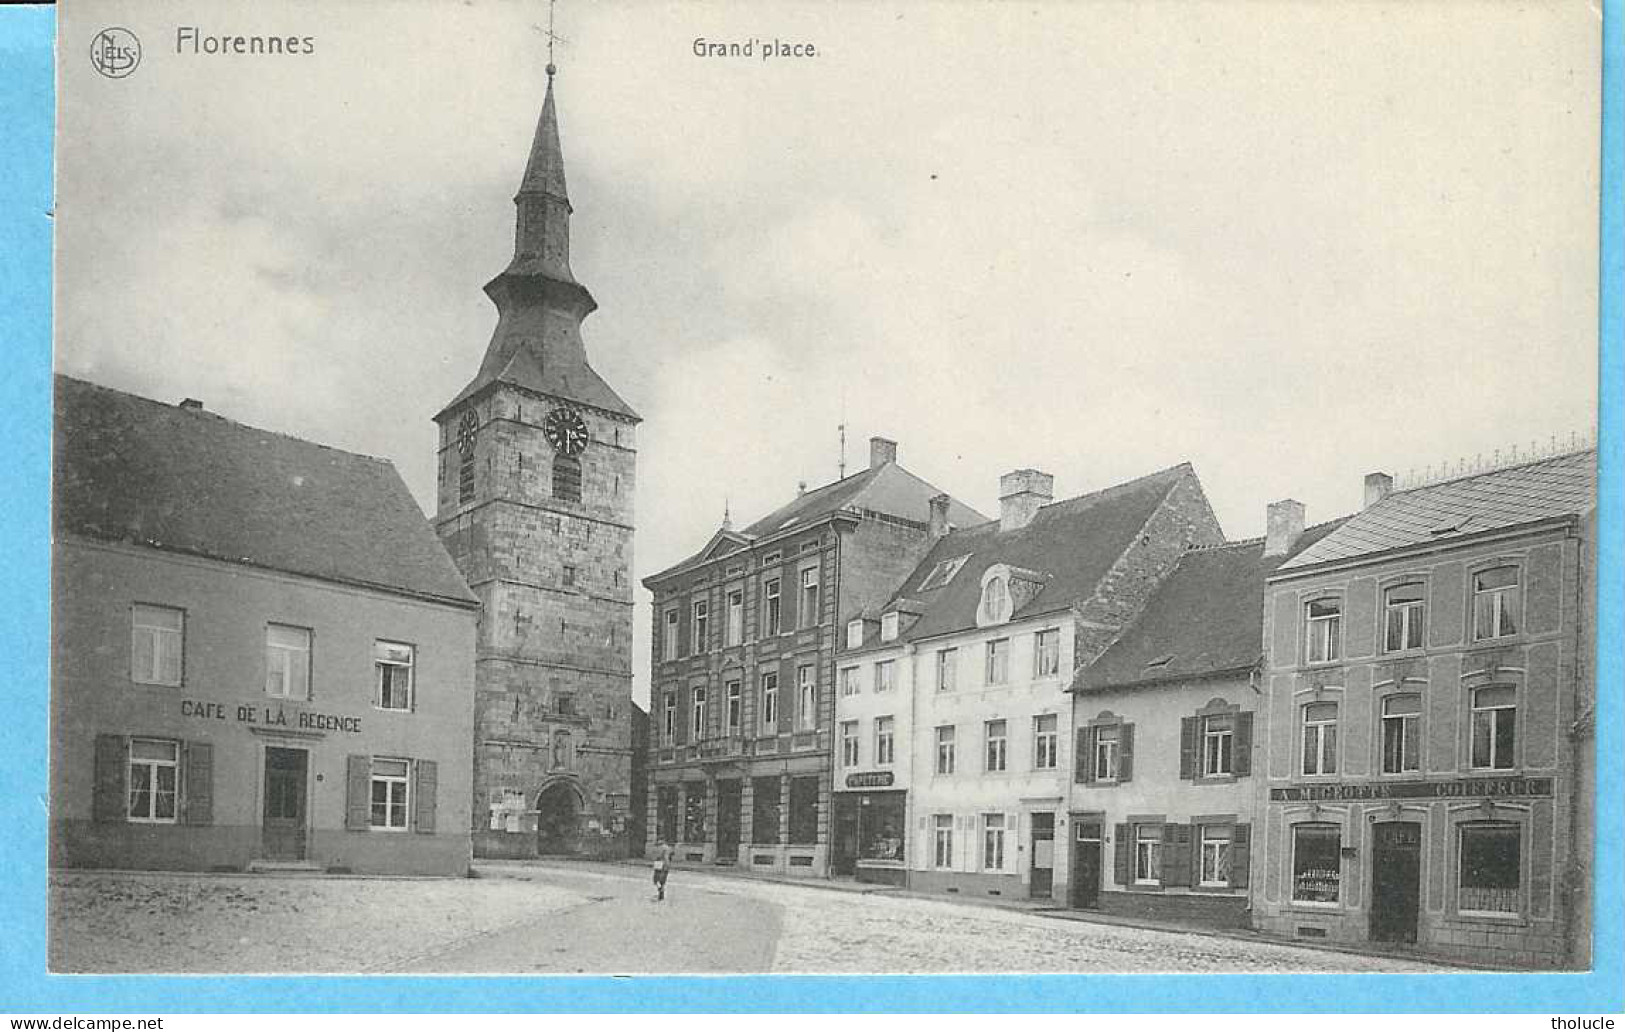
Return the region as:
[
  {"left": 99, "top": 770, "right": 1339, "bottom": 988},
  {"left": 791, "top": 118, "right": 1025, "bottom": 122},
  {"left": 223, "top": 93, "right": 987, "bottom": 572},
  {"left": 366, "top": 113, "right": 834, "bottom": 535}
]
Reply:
[{"left": 90, "top": 27, "right": 141, "bottom": 79}]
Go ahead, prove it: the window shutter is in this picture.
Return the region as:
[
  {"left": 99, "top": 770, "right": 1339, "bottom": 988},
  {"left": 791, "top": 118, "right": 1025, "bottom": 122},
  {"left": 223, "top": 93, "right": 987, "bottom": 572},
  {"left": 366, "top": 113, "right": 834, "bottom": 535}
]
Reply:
[
  {"left": 1075, "top": 727, "right": 1092, "bottom": 783},
  {"left": 1179, "top": 716, "right": 1197, "bottom": 779},
  {"left": 183, "top": 741, "right": 213, "bottom": 825},
  {"left": 346, "top": 754, "right": 371, "bottom": 831},
  {"left": 1113, "top": 823, "right": 1131, "bottom": 885},
  {"left": 1118, "top": 723, "right": 1135, "bottom": 783},
  {"left": 1230, "top": 823, "right": 1251, "bottom": 889},
  {"left": 414, "top": 759, "right": 437, "bottom": 834},
  {"left": 1233, "top": 711, "right": 1254, "bottom": 776},
  {"left": 93, "top": 734, "right": 127, "bottom": 824},
  {"left": 1162, "top": 824, "right": 1192, "bottom": 887}
]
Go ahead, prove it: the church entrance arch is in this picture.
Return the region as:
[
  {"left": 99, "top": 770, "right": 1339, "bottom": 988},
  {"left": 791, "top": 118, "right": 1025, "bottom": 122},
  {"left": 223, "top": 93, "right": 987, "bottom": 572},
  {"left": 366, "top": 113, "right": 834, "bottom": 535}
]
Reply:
[{"left": 535, "top": 777, "right": 586, "bottom": 855}]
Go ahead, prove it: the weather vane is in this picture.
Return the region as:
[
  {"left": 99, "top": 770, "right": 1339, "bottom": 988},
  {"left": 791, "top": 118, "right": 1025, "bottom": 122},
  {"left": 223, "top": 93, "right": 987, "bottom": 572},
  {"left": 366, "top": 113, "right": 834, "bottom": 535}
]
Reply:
[{"left": 541, "top": 0, "right": 569, "bottom": 77}]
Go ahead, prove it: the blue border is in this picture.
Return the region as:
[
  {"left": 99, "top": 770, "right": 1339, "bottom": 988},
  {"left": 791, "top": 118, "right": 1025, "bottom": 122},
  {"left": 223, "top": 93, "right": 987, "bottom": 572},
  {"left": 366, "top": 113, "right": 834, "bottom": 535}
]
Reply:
[{"left": 2, "top": 1, "right": 1620, "bottom": 1013}]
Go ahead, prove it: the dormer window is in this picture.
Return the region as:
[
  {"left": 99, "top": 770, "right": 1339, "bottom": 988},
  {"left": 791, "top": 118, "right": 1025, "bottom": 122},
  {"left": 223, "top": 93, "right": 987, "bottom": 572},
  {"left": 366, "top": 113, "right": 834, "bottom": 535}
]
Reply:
[
  {"left": 880, "top": 611, "right": 900, "bottom": 642},
  {"left": 920, "top": 555, "right": 970, "bottom": 591},
  {"left": 977, "top": 571, "right": 1012, "bottom": 627},
  {"left": 846, "top": 619, "right": 865, "bottom": 649}
]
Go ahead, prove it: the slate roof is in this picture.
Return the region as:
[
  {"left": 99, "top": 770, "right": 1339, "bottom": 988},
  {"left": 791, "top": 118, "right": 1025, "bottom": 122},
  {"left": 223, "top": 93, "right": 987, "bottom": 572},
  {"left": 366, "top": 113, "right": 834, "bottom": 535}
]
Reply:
[
  {"left": 54, "top": 375, "right": 478, "bottom": 607},
  {"left": 1278, "top": 449, "right": 1597, "bottom": 571},
  {"left": 888, "top": 463, "right": 1199, "bottom": 644},
  {"left": 1075, "top": 518, "right": 1346, "bottom": 692}
]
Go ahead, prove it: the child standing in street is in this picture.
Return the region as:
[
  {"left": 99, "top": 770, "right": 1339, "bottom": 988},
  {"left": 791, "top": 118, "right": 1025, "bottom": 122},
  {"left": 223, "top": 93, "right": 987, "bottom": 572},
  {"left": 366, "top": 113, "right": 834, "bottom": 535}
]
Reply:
[{"left": 652, "top": 839, "right": 674, "bottom": 901}]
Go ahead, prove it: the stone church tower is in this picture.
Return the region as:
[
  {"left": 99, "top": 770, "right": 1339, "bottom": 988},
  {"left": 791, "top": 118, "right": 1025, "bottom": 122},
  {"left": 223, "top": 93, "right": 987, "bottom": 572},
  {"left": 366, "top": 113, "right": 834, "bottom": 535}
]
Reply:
[{"left": 434, "top": 66, "right": 638, "bottom": 859}]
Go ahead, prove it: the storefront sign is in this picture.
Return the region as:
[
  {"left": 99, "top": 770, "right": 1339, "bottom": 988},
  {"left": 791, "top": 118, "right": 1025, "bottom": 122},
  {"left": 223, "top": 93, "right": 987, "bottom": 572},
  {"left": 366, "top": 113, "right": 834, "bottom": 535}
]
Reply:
[
  {"left": 845, "top": 771, "right": 894, "bottom": 788},
  {"left": 1270, "top": 776, "right": 1553, "bottom": 802},
  {"left": 181, "top": 699, "right": 363, "bottom": 734}
]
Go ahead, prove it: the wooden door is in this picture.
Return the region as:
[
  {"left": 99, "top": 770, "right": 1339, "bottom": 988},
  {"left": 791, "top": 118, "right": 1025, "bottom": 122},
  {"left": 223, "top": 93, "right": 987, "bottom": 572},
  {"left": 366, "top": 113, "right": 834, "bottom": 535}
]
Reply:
[
  {"left": 262, "top": 747, "right": 307, "bottom": 860},
  {"left": 1370, "top": 822, "right": 1422, "bottom": 943},
  {"left": 1072, "top": 820, "right": 1102, "bottom": 908},
  {"left": 1029, "top": 812, "right": 1055, "bottom": 898}
]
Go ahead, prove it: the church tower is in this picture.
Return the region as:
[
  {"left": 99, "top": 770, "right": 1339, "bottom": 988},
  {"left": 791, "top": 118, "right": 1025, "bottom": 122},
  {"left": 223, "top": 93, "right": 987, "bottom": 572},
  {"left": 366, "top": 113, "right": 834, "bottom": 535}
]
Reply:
[{"left": 434, "top": 64, "right": 639, "bottom": 858}]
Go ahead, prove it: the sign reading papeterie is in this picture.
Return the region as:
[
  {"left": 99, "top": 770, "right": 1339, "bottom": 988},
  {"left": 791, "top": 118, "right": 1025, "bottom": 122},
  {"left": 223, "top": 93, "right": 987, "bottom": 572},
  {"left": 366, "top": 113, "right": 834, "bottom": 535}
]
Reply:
[{"left": 845, "top": 771, "right": 895, "bottom": 789}]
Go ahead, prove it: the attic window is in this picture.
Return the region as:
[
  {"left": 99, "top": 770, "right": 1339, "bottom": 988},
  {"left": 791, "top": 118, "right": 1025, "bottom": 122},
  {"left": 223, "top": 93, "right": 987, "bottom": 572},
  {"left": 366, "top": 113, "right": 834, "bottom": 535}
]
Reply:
[
  {"left": 880, "top": 611, "right": 900, "bottom": 643},
  {"left": 919, "top": 555, "right": 970, "bottom": 591},
  {"left": 846, "top": 619, "right": 865, "bottom": 650},
  {"left": 1144, "top": 654, "right": 1175, "bottom": 669},
  {"left": 1430, "top": 515, "right": 1472, "bottom": 536}
]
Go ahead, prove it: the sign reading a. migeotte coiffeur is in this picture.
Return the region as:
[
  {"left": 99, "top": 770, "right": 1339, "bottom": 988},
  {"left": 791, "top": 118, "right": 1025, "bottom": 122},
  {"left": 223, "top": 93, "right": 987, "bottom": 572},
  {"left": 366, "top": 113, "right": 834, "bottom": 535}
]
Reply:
[
  {"left": 1269, "top": 776, "right": 1553, "bottom": 802},
  {"left": 180, "top": 699, "right": 362, "bottom": 734}
]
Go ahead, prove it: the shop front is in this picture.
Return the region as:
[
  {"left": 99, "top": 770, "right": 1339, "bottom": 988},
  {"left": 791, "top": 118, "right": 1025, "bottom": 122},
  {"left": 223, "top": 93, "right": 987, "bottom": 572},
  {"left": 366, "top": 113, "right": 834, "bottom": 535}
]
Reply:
[{"left": 831, "top": 774, "right": 907, "bottom": 886}]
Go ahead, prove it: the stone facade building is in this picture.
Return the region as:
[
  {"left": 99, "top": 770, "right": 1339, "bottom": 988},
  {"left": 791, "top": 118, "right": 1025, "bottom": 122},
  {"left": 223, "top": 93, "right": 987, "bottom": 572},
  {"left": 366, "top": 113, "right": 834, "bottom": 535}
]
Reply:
[{"left": 433, "top": 68, "right": 640, "bottom": 859}]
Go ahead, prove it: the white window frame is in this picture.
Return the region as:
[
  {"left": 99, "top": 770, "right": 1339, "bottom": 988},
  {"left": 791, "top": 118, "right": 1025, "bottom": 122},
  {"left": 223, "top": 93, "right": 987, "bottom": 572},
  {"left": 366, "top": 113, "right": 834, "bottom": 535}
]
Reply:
[
  {"left": 1472, "top": 566, "right": 1521, "bottom": 642},
  {"left": 760, "top": 672, "right": 779, "bottom": 731},
  {"left": 1134, "top": 824, "right": 1162, "bottom": 885},
  {"left": 725, "top": 679, "right": 742, "bottom": 734},
  {"left": 1306, "top": 598, "right": 1342, "bottom": 664},
  {"left": 1094, "top": 725, "right": 1120, "bottom": 781},
  {"left": 932, "top": 814, "right": 954, "bottom": 869},
  {"left": 845, "top": 619, "right": 864, "bottom": 649},
  {"left": 1470, "top": 685, "right": 1517, "bottom": 771},
  {"left": 984, "top": 719, "right": 1007, "bottom": 773},
  {"left": 762, "top": 577, "right": 782, "bottom": 636},
  {"left": 691, "top": 685, "right": 708, "bottom": 740},
  {"left": 726, "top": 589, "right": 745, "bottom": 646},
  {"left": 982, "top": 813, "right": 1007, "bottom": 870},
  {"left": 374, "top": 640, "right": 414, "bottom": 711},
  {"left": 935, "top": 648, "right": 957, "bottom": 692},
  {"left": 840, "top": 721, "right": 859, "bottom": 767},
  {"left": 840, "top": 666, "right": 860, "bottom": 697},
  {"left": 691, "top": 598, "right": 709, "bottom": 653},
  {"left": 935, "top": 725, "right": 956, "bottom": 775},
  {"left": 1383, "top": 583, "right": 1427, "bottom": 653},
  {"left": 1381, "top": 693, "right": 1422, "bottom": 774},
  {"left": 131, "top": 604, "right": 184, "bottom": 686},
  {"left": 369, "top": 757, "right": 411, "bottom": 831},
  {"left": 662, "top": 691, "right": 677, "bottom": 745},
  {"left": 796, "top": 664, "right": 816, "bottom": 731},
  {"left": 799, "top": 565, "right": 820, "bottom": 629},
  {"left": 1034, "top": 628, "right": 1060, "bottom": 678},
  {"left": 127, "top": 738, "right": 179, "bottom": 823},
  {"left": 1199, "top": 825, "right": 1232, "bottom": 887},
  {"left": 662, "top": 608, "right": 679, "bottom": 661},
  {"left": 1302, "top": 702, "right": 1339, "bottom": 776},
  {"left": 1201, "top": 713, "right": 1234, "bottom": 777},
  {"left": 265, "top": 623, "right": 312, "bottom": 700},
  {"left": 875, "top": 659, "right": 895, "bottom": 693},
  {"left": 880, "top": 611, "right": 900, "bottom": 642},
  {"left": 1033, "top": 714, "right": 1058, "bottom": 770},
  {"left": 985, "top": 638, "right": 1009, "bottom": 685},
  {"left": 875, "top": 716, "right": 895, "bottom": 766}
]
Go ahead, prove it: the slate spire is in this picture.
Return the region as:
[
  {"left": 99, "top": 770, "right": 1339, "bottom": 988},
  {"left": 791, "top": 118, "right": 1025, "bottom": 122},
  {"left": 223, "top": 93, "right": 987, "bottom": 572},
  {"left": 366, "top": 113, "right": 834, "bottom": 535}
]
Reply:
[{"left": 510, "top": 64, "right": 576, "bottom": 283}]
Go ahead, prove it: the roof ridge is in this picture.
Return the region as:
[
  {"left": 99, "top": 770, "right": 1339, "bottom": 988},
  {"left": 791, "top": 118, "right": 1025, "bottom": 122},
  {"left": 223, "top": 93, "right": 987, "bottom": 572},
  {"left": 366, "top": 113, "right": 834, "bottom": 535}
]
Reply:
[
  {"left": 1185, "top": 536, "right": 1264, "bottom": 552},
  {"left": 1390, "top": 445, "right": 1596, "bottom": 496}
]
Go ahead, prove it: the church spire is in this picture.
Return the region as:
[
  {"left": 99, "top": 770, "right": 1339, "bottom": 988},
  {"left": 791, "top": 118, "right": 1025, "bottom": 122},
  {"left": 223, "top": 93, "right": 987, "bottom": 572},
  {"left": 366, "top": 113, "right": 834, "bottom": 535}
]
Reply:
[{"left": 510, "top": 64, "right": 576, "bottom": 284}]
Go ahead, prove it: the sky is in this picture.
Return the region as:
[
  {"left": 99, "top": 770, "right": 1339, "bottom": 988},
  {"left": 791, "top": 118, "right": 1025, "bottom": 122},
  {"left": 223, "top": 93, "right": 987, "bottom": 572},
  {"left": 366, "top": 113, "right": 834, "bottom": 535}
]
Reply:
[{"left": 56, "top": 0, "right": 1601, "bottom": 706}]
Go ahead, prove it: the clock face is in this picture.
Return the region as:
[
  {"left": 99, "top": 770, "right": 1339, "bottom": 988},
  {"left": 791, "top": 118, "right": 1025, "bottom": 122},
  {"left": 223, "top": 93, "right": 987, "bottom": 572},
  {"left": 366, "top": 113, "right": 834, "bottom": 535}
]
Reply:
[
  {"left": 543, "top": 407, "right": 589, "bottom": 457},
  {"left": 455, "top": 410, "right": 479, "bottom": 458}
]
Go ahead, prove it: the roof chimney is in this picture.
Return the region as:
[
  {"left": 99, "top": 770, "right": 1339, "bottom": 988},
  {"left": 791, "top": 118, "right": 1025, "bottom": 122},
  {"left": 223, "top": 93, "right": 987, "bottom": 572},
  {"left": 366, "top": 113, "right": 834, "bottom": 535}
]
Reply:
[
  {"left": 869, "top": 436, "right": 897, "bottom": 469},
  {"left": 178, "top": 398, "right": 204, "bottom": 412},
  {"left": 1264, "top": 499, "right": 1306, "bottom": 557},
  {"left": 998, "top": 469, "right": 1053, "bottom": 533},
  {"left": 1363, "top": 471, "right": 1394, "bottom": 510},
  {"left": 928, "top": 493, "right": 951, "bottom": 539}
]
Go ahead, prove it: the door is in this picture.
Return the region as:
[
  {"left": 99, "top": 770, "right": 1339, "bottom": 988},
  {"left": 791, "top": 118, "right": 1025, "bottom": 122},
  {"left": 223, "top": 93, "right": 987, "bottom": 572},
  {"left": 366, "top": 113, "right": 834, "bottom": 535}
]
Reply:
[
  {"left": 1071, "top": 820, "right": 1102, "bottom": 908},
  {"left": 262, "top": 747, "right": 308, "bottom": 860},
  {"left": 830, "top": 793, "right": 858, "bottom": 876},
  {"left": 1370, "top": 821, "right": 1422, "bottom": 943},
  {"left": 716, "top": 779, "right": 742, "bottom": 863},
  {"left": 1030, "top": 812, "right": 1055, "bottom": 899}
]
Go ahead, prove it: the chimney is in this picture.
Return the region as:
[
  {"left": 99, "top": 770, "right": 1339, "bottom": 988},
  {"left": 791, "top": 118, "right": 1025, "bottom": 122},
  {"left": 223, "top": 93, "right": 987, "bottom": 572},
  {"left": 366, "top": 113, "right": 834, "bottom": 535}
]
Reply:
[
  {"left": 1363, "top": 471, "right": 1394, "bottom": 509},
  {"left": 869, "top": 436, "right": 897, "bottom": 469},
  {"left": 179, "top": 398, "right": 204, "bottom": 412},
  {"left": 1264, "top": 499, "right": 1306, "bottom": 557},
  {"left": 998, "top": 469, "right": 1054, "bottom": 533},
  {"left": 928, "top": 493, "right": 951, "bottom": 539}
]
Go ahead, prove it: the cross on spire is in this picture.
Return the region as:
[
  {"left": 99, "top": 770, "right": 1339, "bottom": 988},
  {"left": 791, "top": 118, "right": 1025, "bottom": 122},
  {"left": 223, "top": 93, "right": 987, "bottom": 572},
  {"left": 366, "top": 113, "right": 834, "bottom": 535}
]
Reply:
[{"left": 541, "top": 0, "right": 568, "bottom": 78}]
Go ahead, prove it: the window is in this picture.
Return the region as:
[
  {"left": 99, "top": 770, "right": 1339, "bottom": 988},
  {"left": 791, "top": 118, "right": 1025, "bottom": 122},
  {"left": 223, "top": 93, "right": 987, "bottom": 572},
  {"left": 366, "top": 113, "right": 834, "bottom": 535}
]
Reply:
[
  {"left": 760, "top": 672, "right": 779, "bottom": 730},
  {"left": 127, "top": 738, "right": 178, "bottom": 822},
  {"left": 983, "top": 814, "right": 1006, "bottom": 870},
  {"left": 556, "top": 693, "right": 576, "bottom": 717},
  {"left": 131, "top": 604, "right": 184, "bottom": 686},
  {"left": 1199, "top": 826, "right": 1233, "bottom": 887},
  {"left": 984, "top": 719, "right": 1007, "bottom": 772},
  {"left": 762, "top": 577, "right": 782, "bottom": 636},
  {"left": 1306, "top": 598, "right": 1342, "bottom": 664},
  {"left": 1302, "top": 702, "right": 1338, "bottom": 775},
  {"left": 840, "top": 721, "right": 859, "bottom": 766},
  {"left": 1291, "top": 823, "right": 1342, "bottom": 904},
  {"left": 690, "top": 686, "right": 708, "bottom": 740},
  {"left": 662, "top": 609, "right": 678, "bottom": 661},
  {"left": 1473, "top": 566, "right": 1520, "bottom": 641},
  {"left": 880, "top": 611, "right": 900, "bottom": 642},
  {"left": 662, "top": 691, "right": 676, "bottom": 745},
  {"left": 1381, "top": 694, "right": 1422, "bottom": 774},
  {"left": 1384, "top": 583, "right": 1427, "bottom": 652},
  {"left": 692, "top": 599, "right": 709, "bottom": 653},
  {"left": 840, "top": 666, "right": 860, "bottom": 697},
  {"left": 874, "top": 660, "right": 895, "bottom": 693},
  {"left": 552, "top": 730, "right": 573, "bottom": 769},
  {"left": 750, "top": 777, "right": 780, "bottom": 844},
  {"left": 985, "top": 638, "right": 1009, "bottom": 685},
  {"left": 1459, "top": 823, "right": 1520, "bottom": 915},
  {"left": 796, "top": 664, "right": 816, "bottom": 730},
  {"left": 799, "top": 566, "right": 820, "bottom": 628},
  {"left": 726, "top": 590, "right": 745, "bottom": 646},
  {"left": 788, "top": 776, "right": 818, "bottom": 845},
  {"left": 1134, "top": 825, "right": 1162, "bottom": 884},
  {"left": 935, "top": 648, "right": 957, "bottom": 692},
  {"left": 979, "top": 577, "right": 1011, "bottom": 624},
  {"left": 1033, "top": 714, "right": 1058, "bottom": 769},
  {"left": 935, "top": 725, "right": 956, "bottom": 774},
  {"left": 1471, "top": 685, "right": 1516, "bottom": 770},
  {"left": 683, "top": 783, "right": 707, "bottom": 842},
  {"left": 1034, "top": 628, "right": 1060, "bottom": 678},
  {"left": 374, "top": 641, "right": 414, "bottom": 711},
  {"left": 552, "top": 453, "right": 581, "bottom": 503},
  {"left": 370, "top": 758, "right": 410, "bottom": 830},
  {"left": 875, "top": 716, "right": 895, "bottom": 766},
  {"left": 919, "top": 555, "right": 969, "bottom": 591},
  {"left": 1202, "top": 713, "right": 1234, "bottom": 776},
  {"left": 933, "top": 814, "right": 954, "bottom": 868},
  {"left": 1094, "top": 725, "right": 1120, "bottom": 781},
  {"left": 265, "top": 624, "right": 311, "bottom": 699},
  {"left": 845, "top": 619, "right": 864, "bottom": 649},
  {"left": 725, "top": 679, "right": 742, "bottom": 734}
]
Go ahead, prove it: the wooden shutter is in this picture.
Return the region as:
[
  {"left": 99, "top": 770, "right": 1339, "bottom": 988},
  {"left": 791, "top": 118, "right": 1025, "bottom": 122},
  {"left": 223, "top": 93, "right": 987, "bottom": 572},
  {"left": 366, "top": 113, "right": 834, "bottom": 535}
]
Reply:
[
  {"left": 1233, "top": 711, "right": 1254, "bottom": 776},
  {"left": 1178, "top": 716, "right": 1197, "bottom": 779},
  {"left": 183, "top": 741, "right": 213, "bottom": 825},
  {"left": 414, "top": 759, "right": 438, "bottom": 834},
  {"left": 1075, "top": 727, "right": 1092, "bottom": 783},
  {"left": 1162, "top": 823, "right": 1192, "bottom": 887},
  {"left": 1230, "top": 823, "right": 1251, "bottom": 889},
  {"left": 93, "top": 734, "right": 126, "bottom": 823},
  {"left": 1113, "top": 823, "right": 1131, "bottom": 885},
  {"left": 346, "top": 754, "right": 371, "bottom": 830},
  {"left": 1118, "top": 723, "right": 1135, "bottom": 783}
]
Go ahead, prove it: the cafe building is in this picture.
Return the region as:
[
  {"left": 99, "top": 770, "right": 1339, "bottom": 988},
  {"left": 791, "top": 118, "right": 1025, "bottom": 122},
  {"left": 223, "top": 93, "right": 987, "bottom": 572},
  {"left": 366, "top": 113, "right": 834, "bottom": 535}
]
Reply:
[
  {"left": 51, "top": 376, "right": 480, "bottom": 876},
  {"left": 1253, "top": 450, "right": 1596, "bottom": 968}
]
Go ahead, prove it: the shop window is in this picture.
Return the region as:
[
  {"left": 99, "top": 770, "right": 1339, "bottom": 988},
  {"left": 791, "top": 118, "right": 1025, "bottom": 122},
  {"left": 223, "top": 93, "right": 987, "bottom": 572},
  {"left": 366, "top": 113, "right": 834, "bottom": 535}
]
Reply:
[
  {"left": 1472, "top": 566, "right": 1520, "bottom": 641},
  {"left": 985, "top": 638, "right": 1009, "bottom": 685},
  {"left": 726, "top": 589, "right": 745, "bottom": 646},
  {"left": 796, "top": 665, "right": 817, "bottom": 730},
  {"left": 1381, "top": 694, "right": 1422, "bottom": 774},
  {"left": 875, "top": 716, "right": 895, "bottom": 765},
  {"left": 798, "top": 566, "right": 820, "bottom": 629},
  {"left": 1459, "top": 822, "right": 1521, "bottom": 916},
  {"left": 1032, "top": 714, "right": 1058, "bottom": 770},
  {"left": 935, "top": 725, "right": 956, "bottom": 775},
  {"left": 691, "top": 598, "right": 709, "bottom": 653},
  {"left": 840, "top": 666, "right": 860, "bottom": 697},
  {"left": 1202, "top": 713, "right": 1234, "bottom": 776},
  {"left": 552, "top": 454, "right": 581, "bottom": 503},
  {"left": 370, "top": 758, "right": 410, "bottom": 831},
  {"left": 127, "top": 738, "right": 178, "bottom": 823},
  {"left": 683, "top": 784, "right": 707, "bottom": 842},
  {"left": 932, "top": 814, "right": 954, "bottom": 868},
  {"left": 874, "top": 660, "right": 895, "bottom": 693},
  {"left": 761, "top": 577, "right": 782, "bottom": 636},
  {"left": 984, "top": 719, "right": 1007, "bottom": 772},
  {"left": 840, "top": 721, "right": 859, "bottom": 767},
  {"left": 788, "top": 776, "right": 819, "bottom": 845},
  {"left": 1291, "top": 823, "right": 1342, "bottom": 904},
  {"left": 662, "top": 608, "right": 679, "bottom": 661},
  {"left": 1199, "top": 825, "right": 1232, "bottom": 886},
  {"left": 374, "top": 640, "right": 414, "bottom": 711},
  {"left": 656, "top": 786, "right": 679, "bottom": 844},
  {"left": 1306, "top": 598, "right": 1342, "bottom": 664},
  {"left": 760, "top": 672, "right": 779, "bottom": 730},
  {"left": 1302, "top": 702, "right": 1339, "bottom": 776},
  {"left": 936, "top": 648, "right": 957, "bottom": 692},
  {"left": 265, "top": 624, "right": 311, "bottom": 699},
  {"left": 1134, "top": 824, "right": 1162, "bottom": 884},
  {"left": 1383, "top": 583, "right": 1427, "bottom": 652},
  {"left": 725, "top": 679, "right": 742, "bottom": 734},
  {"left": 1470, "top": 685, "right": 1517, "bottom": 770},
  {"left": 750, "top": 777, "right": 780, "bottom": 845},
  {"left": 982, "top": 814, "right": 1006, "bottom": 870},
  {"left": 859, "top": 795, "right": 905, "bottom": 862},
  {"left": 131, "top": 604, "right": 184, "bottom": 686},
  {"left": 690, "top": 685, "right": 708, "bottom": 740}
]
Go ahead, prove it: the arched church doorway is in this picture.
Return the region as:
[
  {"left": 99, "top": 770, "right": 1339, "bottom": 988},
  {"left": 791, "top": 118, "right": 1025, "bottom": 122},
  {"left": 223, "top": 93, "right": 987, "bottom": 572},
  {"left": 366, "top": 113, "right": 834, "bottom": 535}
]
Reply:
[{"left": 535, "top": 779, "right": 585, "bottom": 855}]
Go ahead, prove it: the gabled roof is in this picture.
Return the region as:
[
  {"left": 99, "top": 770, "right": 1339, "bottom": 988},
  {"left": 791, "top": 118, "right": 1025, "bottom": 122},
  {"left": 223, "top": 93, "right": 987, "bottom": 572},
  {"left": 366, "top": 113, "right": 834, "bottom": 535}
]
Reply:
[
  {"left": 1278, "top": 449, "right": 1597, "bottom": 572},
  {"left": 889, "top": 463, "right": 1198, "bottom": 643},
  {"left": 54, "top": 376, "right": 478, "bottom": 607},
  {"left": 1075, "top": 518, "right": 1345, "bottom": 692}
]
